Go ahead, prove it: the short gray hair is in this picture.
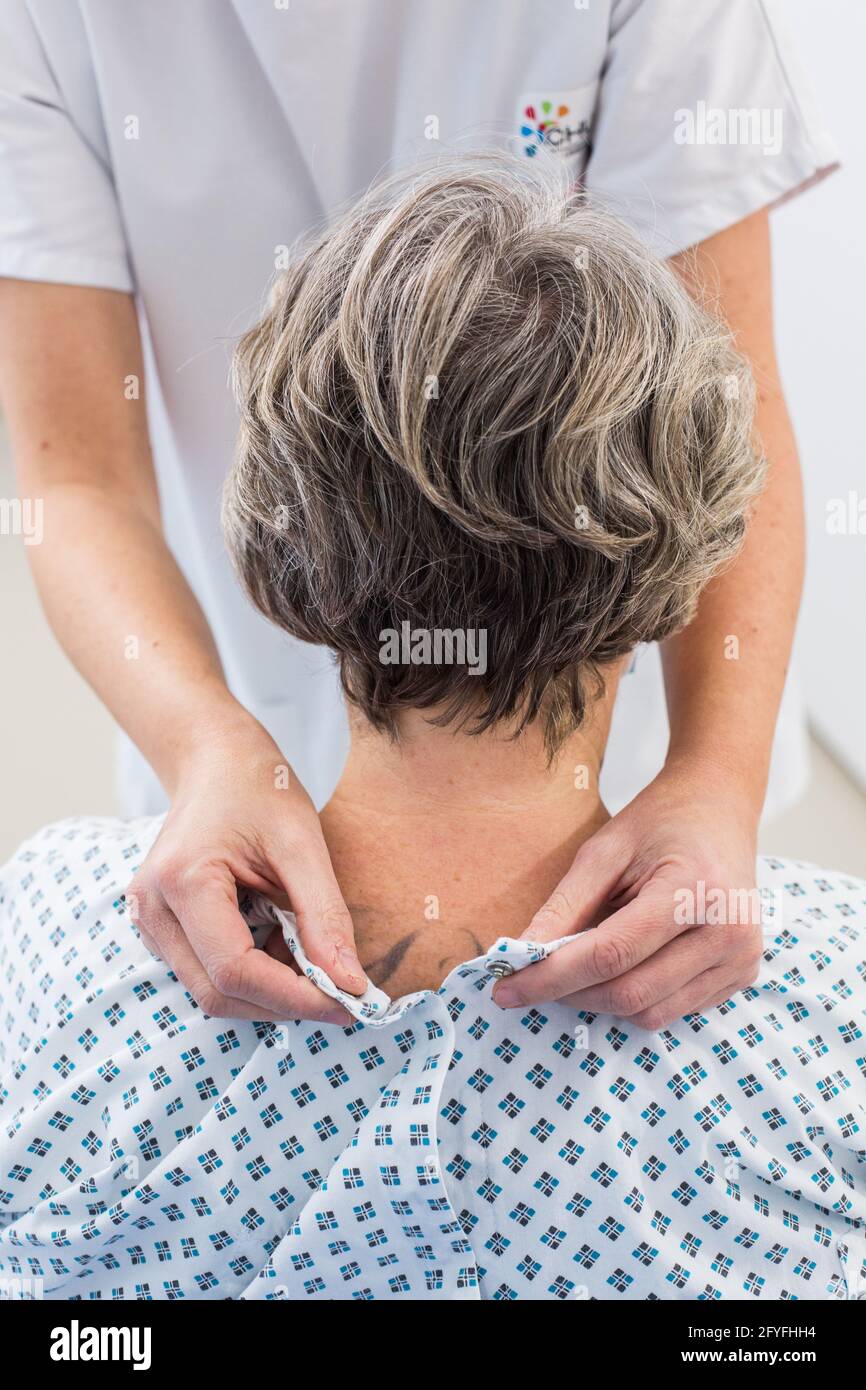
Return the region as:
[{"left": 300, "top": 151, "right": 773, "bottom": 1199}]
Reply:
[{"left": 223, "top": 151, "right": 765, "bottom": 755}]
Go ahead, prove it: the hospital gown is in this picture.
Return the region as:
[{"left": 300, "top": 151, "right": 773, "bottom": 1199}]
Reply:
[{"left": 1, "top": 817, "right": 864, "bottom": 1301}]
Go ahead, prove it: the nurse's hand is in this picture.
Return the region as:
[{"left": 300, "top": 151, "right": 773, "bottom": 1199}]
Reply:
[
  {"left": 126, "top": 713, "right": 362, "bottom": 1023},
  {"left": 495, "top": 758, "right": 763, "bottom": 1029}
]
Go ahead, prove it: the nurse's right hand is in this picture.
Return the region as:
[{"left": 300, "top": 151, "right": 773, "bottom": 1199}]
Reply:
[{"left": 125, "top": 711, "right": 363, "bottom": 1023}]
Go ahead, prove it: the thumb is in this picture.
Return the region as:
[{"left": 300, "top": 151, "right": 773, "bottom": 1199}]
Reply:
[
  {"left": 523, "top": 828, "right": 623, "bottom": 943},
  {"left": 276, "top": 842, "right": 367, "bottom": 995}
]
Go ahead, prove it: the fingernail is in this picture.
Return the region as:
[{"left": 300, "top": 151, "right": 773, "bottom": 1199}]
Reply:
[
  {"left": 493, "top": 982, "right": 521, "bottom": 1008},
  {"left": 337, "top": 947, "right": 366, "bottom": 987}
]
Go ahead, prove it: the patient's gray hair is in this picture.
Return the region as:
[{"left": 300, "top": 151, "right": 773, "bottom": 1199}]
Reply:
[{"left": 223, "top": 151, "right": 765, "bottom": 755}]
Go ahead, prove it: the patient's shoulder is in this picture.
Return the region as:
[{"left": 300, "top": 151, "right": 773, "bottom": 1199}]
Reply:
[
  {"left": 757, "top": 853, "right": 866, "bottom": 934},
  {"left": 0, "top": 814, "right": 164, "bottom": 924}
]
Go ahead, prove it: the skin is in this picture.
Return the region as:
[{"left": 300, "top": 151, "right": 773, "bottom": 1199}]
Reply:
[
  {"left": 0, "top": 206, "right": 800, "bottom": 1026},
  {"left": 272, "top": 695, "right": 619, "bottom": 999}
]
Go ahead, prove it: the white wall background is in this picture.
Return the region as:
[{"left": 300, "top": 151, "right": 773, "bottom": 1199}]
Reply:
[{"left": 774, "top": 0, "right": 866, "bottom": 789}]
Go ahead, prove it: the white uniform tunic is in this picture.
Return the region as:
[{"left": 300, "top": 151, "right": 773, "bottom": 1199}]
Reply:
[
  {"left": 1, "top": 816, "right": 865, "bottom": 1302},
  {"left": 0, "top": 1, "right": 838, "bottom": 815}
]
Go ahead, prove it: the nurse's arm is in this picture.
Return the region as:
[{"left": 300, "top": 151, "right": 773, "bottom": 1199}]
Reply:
[
  {"left": 0, "top": 279, "right": 362, "bottom": 1019},
  {"left": 663, "top": 206, "right": 804, "bottom": 807},
  {"left": 516, "top": 207, "right": 800, "bottom": 1026}
]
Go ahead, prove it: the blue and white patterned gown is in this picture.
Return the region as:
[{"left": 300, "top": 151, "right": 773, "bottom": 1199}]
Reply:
[{"left": 1, "top": 816, "right": 864, "bottom": 1301}]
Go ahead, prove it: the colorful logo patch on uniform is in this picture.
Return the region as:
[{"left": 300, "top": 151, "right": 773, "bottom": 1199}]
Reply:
[{"left": 518, "top": 89, "right": 594, "bottom": 161}]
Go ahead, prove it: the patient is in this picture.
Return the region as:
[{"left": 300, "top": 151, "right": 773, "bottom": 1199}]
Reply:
[{"left": 2, "top": 154, "right": 864, "bottom": 1302}]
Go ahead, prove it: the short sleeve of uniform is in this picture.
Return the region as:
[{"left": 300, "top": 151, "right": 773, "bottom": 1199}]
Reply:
[
  {"left": 0, "top": 3, "right": 133, "bottom": 291},
  {"left": 584, "top": 0, "right": 839, "bottom": 256}
]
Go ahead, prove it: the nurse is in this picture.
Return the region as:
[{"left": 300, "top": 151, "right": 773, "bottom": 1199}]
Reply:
[{"left": 0, "top": 1, "right": 838, "bottom": 1020}]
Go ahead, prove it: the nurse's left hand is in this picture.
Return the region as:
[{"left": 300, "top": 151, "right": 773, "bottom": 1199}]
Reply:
[{"left": 494, "top": 759, "right": 764, "bottom": 1028}]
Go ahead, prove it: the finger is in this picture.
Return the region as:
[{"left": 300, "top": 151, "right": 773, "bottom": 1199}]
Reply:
[
  {"left": 129, "top": 890, "right": 290, "bottom": 1021},
  {"left": 128, "top": 882, "right": 208, "bottom": 980},
  {"left": 626, "top": 936, "right": 762, "bottom": 1030},
  {"left": 627, "top": 966, "right": 745, "bottom": 1032},
  {"left": 163, "top": 872, "right": 352, "bottom": 1022},
  {"left": 556, "top": 926, "right": 724, "bottom": 1018},
  {"left": 127, "top": 905, "right": 160, "bottom": 960},
  {"left": 277, "top": 842, "right": 367, "bottom": 995},
  {"left": 495, "top": 886, "right": 678, "bottom": 1008},
  {"left": 522, "top": 826, "right": 625, "bottom": 943}
]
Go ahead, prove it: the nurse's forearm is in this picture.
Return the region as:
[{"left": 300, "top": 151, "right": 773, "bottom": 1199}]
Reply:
[
  {"left": 25, "top": 483, "right": 252, "bottom": 794},
  {"left": 662, "top": 209, "right": 804, "bottom": 811},
  {"left": 661, "top": 387, "right": 803, "bottom": 811},
  {"left": 0, "top": 280, "right": 249, "bottom": 796}
]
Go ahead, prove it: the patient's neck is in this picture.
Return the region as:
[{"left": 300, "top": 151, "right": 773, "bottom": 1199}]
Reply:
[
  {"left": 320, "top": 700, "right": 614, "bottom": 995},
  {"left": 330, "top": 706, "right": 609, "bottom": 829}
]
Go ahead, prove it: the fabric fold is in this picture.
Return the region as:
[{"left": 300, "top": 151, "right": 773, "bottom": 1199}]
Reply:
[{"left": 249, "top": 892, "right": 573, "bottom": 1026}]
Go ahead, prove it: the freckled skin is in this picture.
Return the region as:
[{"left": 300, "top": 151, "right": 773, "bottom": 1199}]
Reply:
[
  {"left": 318, "top": 815, "right": 605, "bottom": 994},
  {"left": 317, "top": 769, "right": 610, "bottom": 997}
]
